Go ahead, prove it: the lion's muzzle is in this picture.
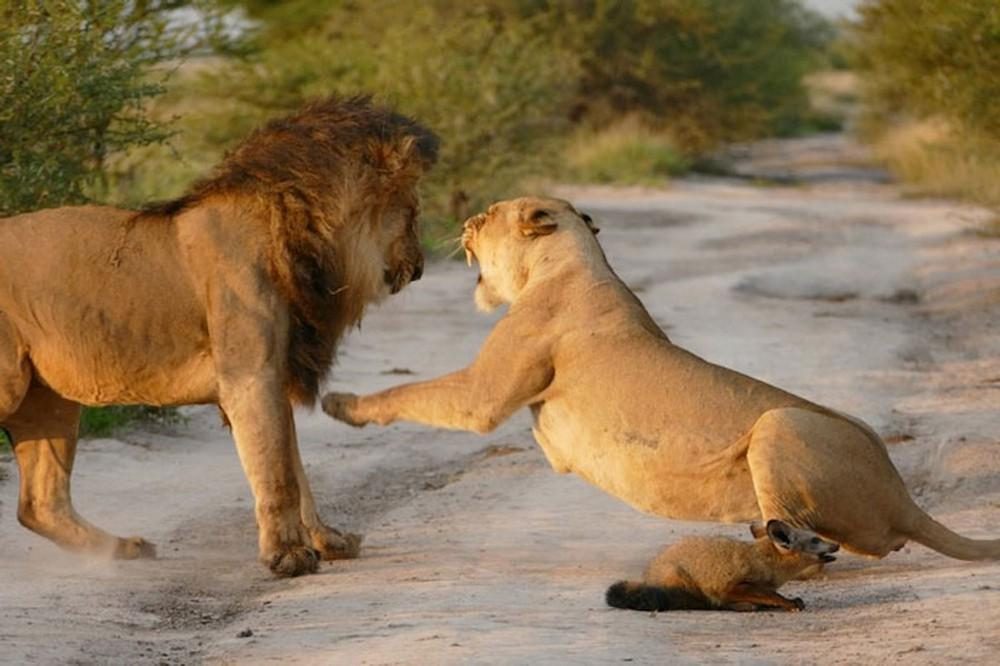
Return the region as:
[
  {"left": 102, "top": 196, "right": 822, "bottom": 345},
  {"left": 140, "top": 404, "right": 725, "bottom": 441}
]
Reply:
[{"left": 385, "top": 255, "right": 423, "bottom": 294}]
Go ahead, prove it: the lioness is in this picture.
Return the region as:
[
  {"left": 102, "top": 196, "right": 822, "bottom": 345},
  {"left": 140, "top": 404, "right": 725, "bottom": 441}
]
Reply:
[
  {"left": 0, "top": 96, "right": 438, "bottom": 577},
  {"left": 323, "top": 196, "right": 1000, "bottom": 561}
]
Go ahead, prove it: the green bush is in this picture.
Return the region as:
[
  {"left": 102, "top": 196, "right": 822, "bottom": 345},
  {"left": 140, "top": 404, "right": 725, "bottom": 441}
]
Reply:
[
  {"left": 0, "top": 1, "right": 182, "bottom": 215},
  {"left": 852, "top": 0, "right": 1000, "bottom": 210},
  {"left": 852, "top": 0, "right": 1000, "bottom": 140},
  {"left": 496, "top": 0, "right": 833, "bottom": 150}
]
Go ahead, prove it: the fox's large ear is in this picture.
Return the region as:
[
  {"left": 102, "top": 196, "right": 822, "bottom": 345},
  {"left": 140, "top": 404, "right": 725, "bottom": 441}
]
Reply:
[
  {"left": 766, "top": 519, "right": 793, "bottom": 548},
  {"left": 518, "top": 207, "right": 559, "bottom": 238},
  {"left": 581, "top": 212, "right": 600, "bottom": 235}
]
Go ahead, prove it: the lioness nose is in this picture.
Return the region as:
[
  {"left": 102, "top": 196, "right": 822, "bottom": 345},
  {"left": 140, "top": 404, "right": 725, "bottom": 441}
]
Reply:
[{"left": 411, "top": 259, "right": 424, "bottom": 282}]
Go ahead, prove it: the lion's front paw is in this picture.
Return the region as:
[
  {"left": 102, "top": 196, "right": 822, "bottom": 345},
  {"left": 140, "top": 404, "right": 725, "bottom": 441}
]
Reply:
[
  {"left": 310, "top": 526, "right": 363, "bottom": 561},
  {"left": 268, "top": 545, "right": 321, "bottom": 577},
  {"left": 321, "top": 392, "right": 368, "bottom": 427},
  {"left": 114, "top": 536, "right": 157, "bottom": 560}
]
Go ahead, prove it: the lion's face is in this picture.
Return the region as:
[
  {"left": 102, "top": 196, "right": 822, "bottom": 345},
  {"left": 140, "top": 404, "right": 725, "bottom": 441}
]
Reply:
[
  {"left": 462, "top": 197, "right": 598, "bottom": 312},
  {"left": 375, "top": 193, "right": 425, "bottom": 296}
]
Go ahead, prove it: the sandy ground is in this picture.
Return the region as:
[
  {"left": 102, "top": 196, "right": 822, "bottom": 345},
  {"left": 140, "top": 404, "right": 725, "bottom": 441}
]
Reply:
[{"left": 1, "top": 134, "right": 999, "bottom": 665}]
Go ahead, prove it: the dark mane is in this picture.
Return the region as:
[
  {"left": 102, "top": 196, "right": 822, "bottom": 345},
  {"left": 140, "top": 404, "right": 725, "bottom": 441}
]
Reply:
[
  {"left": 142, "top": 95, "right": 439, "bottom": 405},
  {"left": 141, "top": 94, "right": 438, "bottom": 218}
]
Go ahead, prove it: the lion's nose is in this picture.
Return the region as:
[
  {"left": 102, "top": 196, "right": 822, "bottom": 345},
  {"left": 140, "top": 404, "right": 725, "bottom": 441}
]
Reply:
[{"left": 411, "top": 259, "right": 423, "bottom": 282}]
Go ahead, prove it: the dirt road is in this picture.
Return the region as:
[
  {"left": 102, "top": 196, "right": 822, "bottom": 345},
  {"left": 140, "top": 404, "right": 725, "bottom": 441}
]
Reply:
[{"left": 2, "top": 135, "right": 998, "bottom": 664}]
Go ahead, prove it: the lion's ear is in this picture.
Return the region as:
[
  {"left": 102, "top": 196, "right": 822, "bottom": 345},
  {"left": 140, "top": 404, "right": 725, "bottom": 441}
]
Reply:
[
  {"left": 581, "top": 212, "right": 600, "bottom": 235},
  {"left": 375, "top": 135, "right": 426, "bottom": 185},
  {"left": 517, "top": 208, "right": 558, "bottom": 238}
]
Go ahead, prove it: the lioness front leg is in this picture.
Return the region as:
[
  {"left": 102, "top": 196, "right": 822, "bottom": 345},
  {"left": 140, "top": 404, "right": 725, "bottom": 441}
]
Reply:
[
  {"left": 222, "top": 380, "right": 318, "bottom": 577},
  {"left": 321, "top": 374, "right": 494, "bottom": 430},
  {"left": 323, "top": 316, "right": 555, "bottom": 434},
  {"left": 323, "top": 364, "right": 549, "bottom": 435}
]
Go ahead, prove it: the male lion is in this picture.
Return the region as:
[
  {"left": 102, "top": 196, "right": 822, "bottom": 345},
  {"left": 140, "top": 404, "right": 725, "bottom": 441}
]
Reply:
[
  {"left": 323, "top": 196, "right": 1000, "bottom": 562},
  {"left": 0, "top": 95, "right": 438, "bottom": 577}
]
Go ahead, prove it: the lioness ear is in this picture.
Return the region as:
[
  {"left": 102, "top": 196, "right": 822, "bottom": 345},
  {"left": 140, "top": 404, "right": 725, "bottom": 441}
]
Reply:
[
  {"left": 581, "top": 212, "right": 600, "bottom": 235},
  {"left": 749, "top": 521, "right": 767, "bottom": 539},
  {"left": 518, "top": 208, "right": 559, "bottom": 238}
]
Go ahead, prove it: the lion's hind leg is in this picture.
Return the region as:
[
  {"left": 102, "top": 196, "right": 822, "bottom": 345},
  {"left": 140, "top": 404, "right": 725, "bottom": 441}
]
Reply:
[{"left": 6, "top": 380, "right": 155, "bottom": 559}]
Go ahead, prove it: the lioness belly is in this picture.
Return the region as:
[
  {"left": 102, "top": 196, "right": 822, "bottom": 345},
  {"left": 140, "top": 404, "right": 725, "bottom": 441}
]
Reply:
[{"left": 532, "top": 400, "right": 760, "bottom": 523}]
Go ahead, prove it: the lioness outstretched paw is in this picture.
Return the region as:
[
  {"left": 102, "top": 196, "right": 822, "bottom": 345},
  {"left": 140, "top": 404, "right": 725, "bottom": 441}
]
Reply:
[
  {"left": 310, "top": 526, "right": 363, "bottom": 561},
  {"left": 268, "top": 546, "right": 321, "bottom": 577},
  {"left": 321, "top": 392, "right": 367, "bottom": 427},
  {"left": 113, "top": 536, "right": 157, "bottom": 560}
]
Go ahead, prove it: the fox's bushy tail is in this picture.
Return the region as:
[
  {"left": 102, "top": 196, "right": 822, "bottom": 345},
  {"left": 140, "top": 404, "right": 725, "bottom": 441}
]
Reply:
[{"left": 605, "top": 581, "right": 714, "bottom": 611}]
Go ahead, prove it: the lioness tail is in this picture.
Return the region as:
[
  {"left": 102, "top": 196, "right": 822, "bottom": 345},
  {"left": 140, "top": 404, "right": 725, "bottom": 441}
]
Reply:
[
  {"left": 907, "top": 509, "right": 1000, "bottom": 560},
  {"left": 605, "top": 581, "right": 714, "bottom": 611}
]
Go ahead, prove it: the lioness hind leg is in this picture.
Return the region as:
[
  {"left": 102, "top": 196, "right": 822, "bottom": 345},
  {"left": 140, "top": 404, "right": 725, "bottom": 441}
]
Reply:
[
  {"left": 746, "top": 408, "right": 904, "bottom": 558},
  {"left": 289, "top": 418, "right": 362, "bottom": 560},
  {"left": 6, "top": 381, "right": 155, "bottom": 559}
]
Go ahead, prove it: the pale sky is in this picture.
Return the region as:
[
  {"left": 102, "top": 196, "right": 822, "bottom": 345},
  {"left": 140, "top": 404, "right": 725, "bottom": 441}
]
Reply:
[{"left": 804, "top": 0, "right": 858, "bottom": 18}]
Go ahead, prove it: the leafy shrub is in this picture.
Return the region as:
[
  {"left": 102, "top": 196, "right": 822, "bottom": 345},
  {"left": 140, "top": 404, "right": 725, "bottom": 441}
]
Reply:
[
  {"left": 852, "top": 0, "right": 1000, "bottom": 209},
  {"left": 0, "top": 1, "right": 193, "bottom": 215},
  {"left": 852, "top": 0, "right": 1000, "bottom": 140},
  {"left": 500, "top": 0, "right": 833, "bottom": 150}
]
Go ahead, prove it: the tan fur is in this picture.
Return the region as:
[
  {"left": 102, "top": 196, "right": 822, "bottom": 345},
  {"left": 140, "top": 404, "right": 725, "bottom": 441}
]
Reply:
[
  {"left": 0, "top": 96, "right": 437, "bottom": 576},
  {"left": 323, "top": 196, "right": 1000, "bottom": 562},
  {"left": 607, "top": 521, "right": 838, "bottom": 612}
]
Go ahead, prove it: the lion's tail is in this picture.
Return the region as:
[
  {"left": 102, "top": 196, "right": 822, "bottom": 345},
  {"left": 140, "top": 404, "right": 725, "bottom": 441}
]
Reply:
[
  {"left": 904, "top": 508, "right": 1000, "bottom": 560},
  {"left": 605, "top": 581, "right": 714, "bottom": 611}
]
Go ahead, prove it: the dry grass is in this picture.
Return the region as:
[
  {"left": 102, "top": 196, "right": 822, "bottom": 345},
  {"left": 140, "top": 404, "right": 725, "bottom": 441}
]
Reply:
[
  {"left": 563, "top": 117, "right": 689, "bottom": 186},
  {"left": 804, "top": 71, "right": 858, "bottom": 125},
  {"left": 873, "top": 119, "right": 1000, "bottom": 211}
]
